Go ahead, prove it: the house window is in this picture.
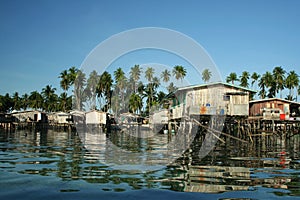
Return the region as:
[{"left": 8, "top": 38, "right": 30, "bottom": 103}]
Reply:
[{"left": 223, "top": 95, "right": 230, "bottom": 101}]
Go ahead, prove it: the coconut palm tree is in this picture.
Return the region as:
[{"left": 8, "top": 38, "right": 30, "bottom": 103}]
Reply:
[
  {"left": 264, "top": 71, "right": 274, "bottom": 88},
  {"left": 130, "top": 65, "right": 142, "bottom": 93},
  {"left": 12, "top": 92, "right": 21, "bottom": 111},
  {"left": 258, "top": 77, "right": 266, "bottom": 99},
  {"left": 42, "top": 85, "right": 57, "bottom": 112},
  {"left": 226, "top": 72, "right": 239, "bottom": 84},
  {"left": 114, "top": 68, "right": 125, "bottom": 83},
  {"left": 272, "top": 66, "right": 286, "bottom": 98},
  {"left": 86, "top": 70, "right": 99, "bottom": 110},
  {"left": 97, "top": 71, "right": 113, "bottom": 110},
  {"left": 251, "top": 72, "right": 260, "bottom": 88},
  {"left": 173, "top": 65, "right": 187, "bottom": 82},
  {"left": 167, "top": 82, "right": 177, "bottom": 93},
  {"left": 157, "top": 91, "right": 166, "bottom": 104},
  {"left": 251, "top": 72, "right": 260, "bottom": 99},
  {"left": 202, "top": 69, "right": 212, "bottom": 83},
  {"left": 59, "top": 70, "right": 70, "bottom": 93},
  {"left": 285, "top": 70, "right": 299, "bottom": 100},
  {"left": 114, "top": 68, "right": 127, "bottom": 113},
  {"left": 161, "top": 69, "right": 171, "bottom": 84},
  {"left": 68, "top": 66, "right": 78, "bottom": 85},
  {"left": 239, "top": 71, "right": 250, "bottom": 88},
  {"left": 0, "top": 93, "right": 13, "bottom": 112},
  {"left": 144, "top": 67, "right": 155, "bottom": 112},
  {"left": 74, "top": 70, "right": 86, "bottom": 110},
  {"left": 29, "top": 91, "right": 43, "bottom": 110},
  {"left": 144, "top": 83, "right": 158, "bottom": 114},
  {"left": 298, "top": 86, "right": 300, "bottom": 101},
  {"left": 58, "top": 92, "right": 71, "bottom": 112},
  {"left": 21, "top": 93, "right": 29, "bottom": 111},
  {"left": 152, "top": 77, "right": 160, "bottom": 88},
  {"left": 258, "top": 71, "right": 274, "bottom": 98},
  {"left": 129, "top": 93, "right": 142, "bottom": 114},
  {"left": 145, "top": 67, "right": 154, "bottom": 83}
]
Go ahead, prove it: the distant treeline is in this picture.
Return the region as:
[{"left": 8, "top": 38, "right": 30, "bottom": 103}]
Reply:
[
  {"left": 0, "top": 65, "right": 188, "bottom": 115},
  {"left": 0, "top": 65, "right": 299, "bottom": 114},
  {"left": 225, "top": 66, "right": 299, "bottom": 101}
]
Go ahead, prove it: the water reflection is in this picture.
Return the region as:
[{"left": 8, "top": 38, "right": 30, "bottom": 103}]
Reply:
[{"left": 0, "top": 129, "right": 299, "bottom": 197}]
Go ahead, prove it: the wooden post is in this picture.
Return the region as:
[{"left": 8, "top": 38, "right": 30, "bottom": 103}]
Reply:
[{"left": 262, "top": 120, "right": 266, "bottom": 152}]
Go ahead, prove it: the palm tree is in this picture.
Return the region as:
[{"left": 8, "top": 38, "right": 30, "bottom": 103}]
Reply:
[
  {"left": 226, "top": 72, "right": 239, "bottom": 84},
  {"left": 167, "top": 82, "right": 177, "bottom": 93},
  {"left": 86, "top": 70, "right": 99, "bottom": 110},
  {"left": 114, "top": 68, "right": 127, "bottom": 113},
  {"left": 145, "top": 67, "right": 154, "bottom": 83},
  {"left": 29, "top": 91, "right": 43, "bottom": 110},
  {"left": 285, "top": 94, "right": 295, "bottom": 101},
  {"left": 97, "top": 71, "right": 113, "bottom": 111},
  {"left": 42, "top": 85, "right": 57, "bottom": 112},
  {"left": 251, "top": 72, "right": 260, "bottom": 99},
  {"left": 157, "top": 91, "right": 166, "bottom": 104},
  {"left": 130, "top": 65, "right": 142, "bottom": 93},
  {"left": 152, "top": 77, "right": 160, "bottom": 88},
  {"left": 239, "top": 71, "right": 250, "bottom": 88},
  {"left": 12, "top": 92, "right": 21, "bottom": 111},
  {"left": 272, "top": 66, "right": 286, "bottom": 98},
  {"left": 59, "top": 70, "right": 70, "bottom": 93},
  {"left": 173, "top": 65, "right": 187, "bottom": 82},
  {"left": 285, "top": 70, "right": 299, "bottom": 100},
  {"left": 144, "top": 67, "right": 155, "bottom": 112},
  {"left": 68, "top": 66, "right": 78, "bottom": 86},
  {"left": 0, "top": 93, "right": 13, "bottom": 112},
  {"left": 161, "top": 69, "right": 171, "bottom": 84},
  {"left": 298, "top": 86, "right": 300, "bottom": 101},
  {"left": 258, "top": 77, "right": 266, "bottom": 99},
  {"left": 259, "top": 72, "right": 274, "bottom": 98},
  {"left": 21, "top": 93, "right": 29, "bottom": 111},
  {"left": 129, "top": 93, "right": 142, "bottom": 114},
  {"left": 58, "top": 92, "right": 70, "bottom": 112},
  {"left": 251, "top": 72, "right": 260, "bottom": 88},
  {"left": 264, "top": 71, "right": 273, "bottom": 88},
  {"left": 114, "top": 68, "right": 125, "bottom": 82},
  {"left": 202, "top": 69, "right": 212, "bottom": 83},
  {"left": 144, "top": 83, "right": 158, "bottom": 114},
  {"left": 74, "top": 70, "right": 86, "bottom": 110}
]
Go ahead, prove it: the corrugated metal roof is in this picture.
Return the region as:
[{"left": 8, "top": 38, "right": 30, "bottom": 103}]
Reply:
[
  {"left": 176, "top": 81, "right": 257, "bottom": 93},
  {"left": 250, "top": 97, "right": 300, "bottom": 105}
]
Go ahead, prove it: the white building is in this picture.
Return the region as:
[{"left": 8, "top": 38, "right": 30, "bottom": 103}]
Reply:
[{"left": 85, "top": 110, "right": 107, "bottom": 125}]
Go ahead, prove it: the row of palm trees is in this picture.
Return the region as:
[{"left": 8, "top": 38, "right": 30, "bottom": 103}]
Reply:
[
  {"left": 71, "top": 65, "right": 187, "bottom": 116},
  {"left": 0, "top": 85, "right": 72, "bottom": 113},
  {"left": 1, "top": 65, "right": 298, "bottom": 114},
  {"left": 0, "top": 65, "right": 188, "bottom": 115},
  {"left": 0, "top": 67, "right": 78, "bottom": 113},
  {"left": 225, "top": 66, "right": 300, "bottom": 100}
]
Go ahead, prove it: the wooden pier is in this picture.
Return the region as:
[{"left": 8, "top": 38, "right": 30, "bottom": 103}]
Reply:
[
  {"left": 166, "top": 115, "right": 300, "bottom": 152},
  {"left": 0, "top": 121, "right": 75, "bottom": 132}
]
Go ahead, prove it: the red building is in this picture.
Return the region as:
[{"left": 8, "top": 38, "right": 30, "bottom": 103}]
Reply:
[{"left": 249, "top": 98, "right": 300, "bottom": 120}]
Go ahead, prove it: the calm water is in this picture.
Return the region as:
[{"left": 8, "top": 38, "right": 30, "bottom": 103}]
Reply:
[{"left": 0, "top": 128, "right": 299, "bottom": 200}]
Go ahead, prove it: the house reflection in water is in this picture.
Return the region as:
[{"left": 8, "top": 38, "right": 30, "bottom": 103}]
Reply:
[
  {"left": 184, "top": 166, "right": 250, "bottom": 193},
  {"left": 163, "top": 165, "right": 250, "bottom": 193},
  {"left": 163, "top": 162, "right": 293, "bottom": 193}
]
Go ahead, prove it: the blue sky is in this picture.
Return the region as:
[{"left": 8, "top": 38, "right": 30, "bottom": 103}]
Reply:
[{"left": 0, "top": 0, "right": 300, "bottom": 96}]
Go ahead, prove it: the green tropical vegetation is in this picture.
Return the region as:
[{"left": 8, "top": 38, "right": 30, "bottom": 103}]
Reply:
[
  {"left": 202, "top": 69, "right": 212, "bottom": 83},
  {"left": 0, "top": 65, "right": 187, "bottom": 116},
  {"left": 1, "top": 65, "right": 299, "bottom": 114},
  {"left": 225, "top": 66, "right": 299, "bottom": 101}
]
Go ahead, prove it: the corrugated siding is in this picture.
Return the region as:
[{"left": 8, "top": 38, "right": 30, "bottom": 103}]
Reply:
[
  {"left": 172, "top": 84, "right": 250, "bottom": 117},
  {"left": 249, "top": 100, "right": 290, "bottom": 116}
]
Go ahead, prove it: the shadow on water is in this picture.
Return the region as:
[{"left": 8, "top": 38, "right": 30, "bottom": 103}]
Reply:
[{"left": 0, "top": 127, "right": 299, "bottom": 199}]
